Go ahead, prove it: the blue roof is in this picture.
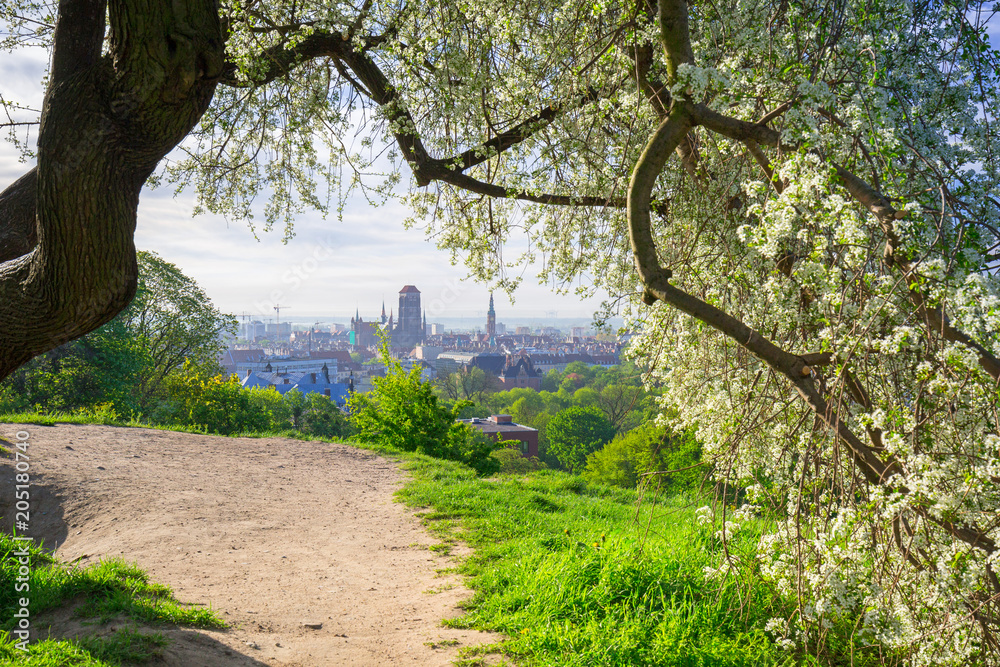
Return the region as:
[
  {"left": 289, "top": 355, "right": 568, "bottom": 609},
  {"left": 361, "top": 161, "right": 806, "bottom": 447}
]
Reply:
[
  {"left": 240, "top": 372, "right": 275, "bottom": 389},
  {"left": 287, "top": 383, "right": 351, "bottom": 404}
]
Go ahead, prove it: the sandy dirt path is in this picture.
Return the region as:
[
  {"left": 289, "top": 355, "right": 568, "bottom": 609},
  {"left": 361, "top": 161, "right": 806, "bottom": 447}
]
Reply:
[{"left": 0, "top": 423, "right": 502, "bottom": 666}]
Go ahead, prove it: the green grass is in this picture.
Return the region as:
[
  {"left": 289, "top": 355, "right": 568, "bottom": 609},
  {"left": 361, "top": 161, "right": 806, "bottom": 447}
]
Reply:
[
  {"left": 0, "top": 414, "right": 887, "bottom": 665},
  {"left": 0, "top": 628, "right": 169, "bottom": 666},
  {"left": 0, "top": 533, "right": 222, "bottom": 665},
  {"left": 394, "top": 455, "right": 887, "bottom": 666}
]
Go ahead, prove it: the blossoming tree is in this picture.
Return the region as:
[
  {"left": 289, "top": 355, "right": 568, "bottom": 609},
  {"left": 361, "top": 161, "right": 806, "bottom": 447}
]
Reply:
[{"left": 2, "top": 0, "right": 999, "bottom": 660}]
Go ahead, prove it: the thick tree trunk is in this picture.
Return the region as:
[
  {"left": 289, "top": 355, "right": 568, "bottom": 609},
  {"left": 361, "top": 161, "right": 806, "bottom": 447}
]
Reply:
[{"left": 0, "top": 0, "right": 223, "bottom": 381}]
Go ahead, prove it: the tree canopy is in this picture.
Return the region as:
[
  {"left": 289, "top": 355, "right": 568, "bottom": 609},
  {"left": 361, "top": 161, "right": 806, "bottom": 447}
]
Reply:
[
  {"left": 546, "top": 405, "right": 617, "bottom": 473},
  {"left": 121, "top": 251, "right": 236, "bottom": 409},
  {"left": 1, "top": 250, "right": 234, "bottom": 415},
  {"left": 2, "top": 0, "right": 1000, "bottom": 660}
]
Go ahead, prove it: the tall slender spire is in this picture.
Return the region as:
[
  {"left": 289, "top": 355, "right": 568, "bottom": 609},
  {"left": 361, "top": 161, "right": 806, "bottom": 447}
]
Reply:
[{"left": 486, "top": 292, "right": 497, "bottom": 340}]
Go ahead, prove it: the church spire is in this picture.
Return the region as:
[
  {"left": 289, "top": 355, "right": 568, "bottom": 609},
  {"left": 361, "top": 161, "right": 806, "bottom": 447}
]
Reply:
[{"left": 486, "top": 292, "right": 497, "bottom": 340}]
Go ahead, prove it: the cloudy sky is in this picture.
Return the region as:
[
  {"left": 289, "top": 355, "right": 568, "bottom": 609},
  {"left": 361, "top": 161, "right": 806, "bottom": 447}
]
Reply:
[
  {"left": 4, "top": 15, "right": 997, "bottom": 326},
  {"left": 0, "top": 45, "right": 609, "bottom": 326}
]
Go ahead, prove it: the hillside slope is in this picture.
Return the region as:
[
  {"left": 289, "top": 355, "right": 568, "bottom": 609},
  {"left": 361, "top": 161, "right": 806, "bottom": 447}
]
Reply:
[{"left": 0, "top": 424, "right": 498, "bottom": 666}]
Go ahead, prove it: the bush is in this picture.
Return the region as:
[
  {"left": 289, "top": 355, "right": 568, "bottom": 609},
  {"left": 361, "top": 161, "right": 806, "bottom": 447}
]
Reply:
[
  {"left": 299, "top": 393, "right": 353, "bottom": 439},
  {"left": 584, "top": 422, "right": 704, "bottom": 491},
  {"left": 443, "top": 424, "right": 501, "bottom": 476},
  {"left": 157, "top": 361, "right": 271, "bottom": 435},
  {"left": 247, "top": 386, "right": 291, "bottom": 429},
  {"left": 489, "top": 441, "right": 548, "bottom": 475},
  {"left": 348, "top": 334, "right": 499, "bottom": 473}
]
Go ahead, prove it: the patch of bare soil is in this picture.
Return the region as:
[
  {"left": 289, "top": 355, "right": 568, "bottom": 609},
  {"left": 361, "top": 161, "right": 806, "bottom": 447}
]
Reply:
[{"left": 0, "top": 424, "right": 503, "bottom": 666}]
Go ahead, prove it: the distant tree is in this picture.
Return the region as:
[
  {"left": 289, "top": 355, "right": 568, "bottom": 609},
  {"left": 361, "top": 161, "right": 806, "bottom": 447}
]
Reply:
[
  {"left": 107, "top": 251, "right": 235, "bottom": 409},
  {"left": 540, "top": 370, "right": 562, "bottom": 393},
  {"left": 508, "top": 393, "right": 546, "bottom": 426},
  {"left": 595, "top": 383, "right": 652, "bottom": 432},
  {"left": 435, "top": 367, "right": 500, "bottom": 403},
  {"left": 546, "top": 406, "right": 616, "bottom": 473},
  {"left": 572, "top": 386, "right": 600, "bottom": 408}
]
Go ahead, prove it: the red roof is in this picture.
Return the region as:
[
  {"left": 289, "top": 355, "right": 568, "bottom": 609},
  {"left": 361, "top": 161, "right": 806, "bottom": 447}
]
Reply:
[{"left": 399, "top": 285, "right": 421, "bottom": 293}]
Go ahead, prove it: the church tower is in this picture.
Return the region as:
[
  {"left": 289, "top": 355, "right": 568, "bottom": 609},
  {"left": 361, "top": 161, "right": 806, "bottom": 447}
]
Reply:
[
  {"left": 486, "top": 293, "right": 497, "bottom": 339},
  {"left": 396, "top": 285, "right": 423, "bottom": 347}
]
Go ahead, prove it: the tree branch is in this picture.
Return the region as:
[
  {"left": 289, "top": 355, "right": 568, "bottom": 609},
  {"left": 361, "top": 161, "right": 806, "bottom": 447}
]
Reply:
[
  {"left": 657, "top": 0, "right": 694, "bottom": 84},
  {"left": 0, "top": 170, "right": 37, "bottom": 263},
  {"left": 50, "top": 0, "right": 107, "bottom": 86},
  {"left": 693, "top": 99, "right": 1000, "bottom": 386},
  {"left": 834, "top": 166, "right": 1000, "bottom": 384},
  {"left": 0, "top": 0, "right": 224, "bottom": 380}
]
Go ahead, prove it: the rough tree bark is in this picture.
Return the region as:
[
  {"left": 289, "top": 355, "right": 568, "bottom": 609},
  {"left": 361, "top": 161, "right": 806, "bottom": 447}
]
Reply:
[{"left": 0, "top": 0, "right": 223, "bottom": 381}]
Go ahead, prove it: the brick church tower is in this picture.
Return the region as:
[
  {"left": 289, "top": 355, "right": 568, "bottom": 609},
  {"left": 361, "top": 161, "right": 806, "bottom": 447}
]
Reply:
[{"left": 394, "top": 285, "right": 424, "bottom": 347}]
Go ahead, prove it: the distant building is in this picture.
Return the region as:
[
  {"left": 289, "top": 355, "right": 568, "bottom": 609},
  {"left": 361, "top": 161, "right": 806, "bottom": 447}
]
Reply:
[
  {"left": 265, "top": 322, "right": 292, "bottom": 340},
  {"left": 241, "top": 321, "right": 267, "bottom": 341},
  {"left": 349, "top": 286, "right": 426, "bottom": 350},
  {"left": 394, "top": 285, "right": 424, "bottom": 348},
  {"left": 350, "top": 309, "right": 381, "bottom": 349},
  {"left": 497, "top": 355, "right": 541, "bottom": 390},
  {"left": 486, "top": 293, "right": 497, "bottom": 342},
  {"left": 436, "top": 351, "right": 478, "bottom": 376},
  {"left": 239, "top": 365, "right": 350, "bottom": 405},
  {"left": 414, "top": 346, "right": 443, "bottom": 361},
  {"left": 459, "top": 415, "right": 538, "bottom": 458},
  {"left": 220, "top": 348, "right": 266, "bottom": 376},
  {"left": 225, "top": 353, "right": 338, "bottom": 378}
]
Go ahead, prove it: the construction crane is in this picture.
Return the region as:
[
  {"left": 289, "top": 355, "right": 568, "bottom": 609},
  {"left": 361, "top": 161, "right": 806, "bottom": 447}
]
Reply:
[{"left": 274, "top": 304, "right": 290, "bottom": 342}]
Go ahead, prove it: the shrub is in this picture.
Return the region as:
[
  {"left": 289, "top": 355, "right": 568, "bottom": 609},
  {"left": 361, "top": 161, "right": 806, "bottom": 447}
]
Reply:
[
  {"left": 299, "top": 393, "right": 353, "bottom": 439},
  {"left": 583, "top": 422, "right": 704, "bottom": 491},
  {"left": 157, "top": 361, "right": 271, "bottom": 435},
  {"left": 489, "top": 441, "right": 548, "bottom": 475},
  {"left": 348, "top": 334, "right": 499, "bottom": 473}
]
